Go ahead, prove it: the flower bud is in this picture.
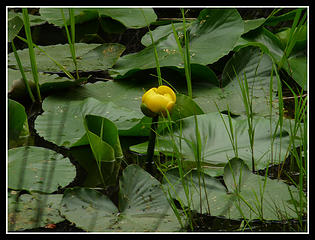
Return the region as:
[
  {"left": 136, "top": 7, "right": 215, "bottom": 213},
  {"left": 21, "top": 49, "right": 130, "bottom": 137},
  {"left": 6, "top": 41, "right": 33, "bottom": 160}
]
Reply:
[{"left": 141, "top": 85, "right": 176, "bottom": 117}]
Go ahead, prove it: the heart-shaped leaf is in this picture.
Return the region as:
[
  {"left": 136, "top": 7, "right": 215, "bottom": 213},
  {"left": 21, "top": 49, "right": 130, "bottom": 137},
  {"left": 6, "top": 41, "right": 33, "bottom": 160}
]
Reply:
[{"left": 61, "top": 165, "right": 182, "bottom": 232}]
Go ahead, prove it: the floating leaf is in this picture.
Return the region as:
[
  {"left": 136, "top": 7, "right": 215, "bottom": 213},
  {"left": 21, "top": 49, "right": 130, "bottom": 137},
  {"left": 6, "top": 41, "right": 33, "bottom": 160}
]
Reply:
[
  {"left": 61, "top": 165, "right": 182, "bottom": 232},
  {"left": 8, "top": 146, "right": 76, "bottom": 193},
  {"left": 131, "top": 112, "right": 291, "bottom": 176},
  {"left": 8, "top": 192, "right": 64, "bottom": 231},
  {"left": 35, "top": 92, "right": 146, "bottom": 147},
  {"left": 8, "top": 43, "right": 125, "bottom": 73}
]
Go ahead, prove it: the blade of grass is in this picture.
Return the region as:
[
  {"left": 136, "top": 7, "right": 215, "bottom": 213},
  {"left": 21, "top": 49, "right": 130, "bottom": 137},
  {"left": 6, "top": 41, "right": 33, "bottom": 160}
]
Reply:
[
  {"left": 140, "top": 8, "right": 162, "bottom": 86},
  {"left": 60, "top": 8, "right": 79, "bottom": 79},
  {"left": 22, "top": 8, "right": 41, "bottom": 102},
  {"left": 278, "top": 8, "right": 306, "bottom": 70},
  {"left": 181, "top": 8, "right": 192, "bottom": 98}
]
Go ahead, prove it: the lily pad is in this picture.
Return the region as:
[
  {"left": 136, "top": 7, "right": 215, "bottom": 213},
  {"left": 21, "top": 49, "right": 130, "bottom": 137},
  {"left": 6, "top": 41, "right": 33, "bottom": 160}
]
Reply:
[
  {"left": 8, "top": 43, "right": 125, "bottom": 73},
  {"left": 163, "top": 158, "right": 304, "bottom": 220},
  {"left": 8, "top": 69, "right": 79, "bottom": 99},
  {"left": 8, "top": 192, "right": 64, "bottom": 231},
  {"left": 60, "top": 165, "right": 182, "bottom": 232},
  {"left": 8, "top": 146, "right": 76, "bottom": 193},
  {"left": 35, "top": 91, "right": 145, "bottom": 147},
  {"left": 130, "top": 112, "right": 291, "bottom": 176}
]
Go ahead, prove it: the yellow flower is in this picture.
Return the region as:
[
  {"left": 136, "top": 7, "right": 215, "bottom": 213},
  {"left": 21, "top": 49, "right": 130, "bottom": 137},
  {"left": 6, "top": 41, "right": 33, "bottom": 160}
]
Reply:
[{"left": 141, "top": 85, "right": 176, "bottom": 117}]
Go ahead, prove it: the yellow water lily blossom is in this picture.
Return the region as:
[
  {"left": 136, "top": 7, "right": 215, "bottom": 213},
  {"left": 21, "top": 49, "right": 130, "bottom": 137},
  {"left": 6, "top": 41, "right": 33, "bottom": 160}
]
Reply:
[{"left": 141, "top": 85, "right": 176, "bottom": 117}]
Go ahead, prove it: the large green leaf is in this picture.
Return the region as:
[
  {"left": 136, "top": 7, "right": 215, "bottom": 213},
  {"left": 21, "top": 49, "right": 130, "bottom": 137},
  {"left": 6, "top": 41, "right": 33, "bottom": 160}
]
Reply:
[
  {"left": 8, "top": 43, "right": 125, "bottom": 73},
  {"left": 130, "top": 112, "right": 291, "bottom": 176},
  {"left": 39, "top": 8, "right": 157, "bottom": 29},
  {"left": 8, "top": 99, "right": 28, "bottom": 140},
  {"left": 163, "top": 158, "right": 304, "bottom": 220},
  {"left": 110, "top": 8, "right": 244, "bottom": 78},
  {"left": 8, "top": 192, "right": 64, "bottom": 231},
  {"left": 60, "top": 165, "right": 182, "bottom": 232},
  {"left": 8, "top": 146, "right": 76, "bottom": 193}
]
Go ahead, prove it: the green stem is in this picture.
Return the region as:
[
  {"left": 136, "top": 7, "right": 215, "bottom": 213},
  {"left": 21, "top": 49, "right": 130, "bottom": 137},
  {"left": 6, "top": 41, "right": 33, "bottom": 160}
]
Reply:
[{"left": 146, "top": 115, "right": 159, "bottom": 172}]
